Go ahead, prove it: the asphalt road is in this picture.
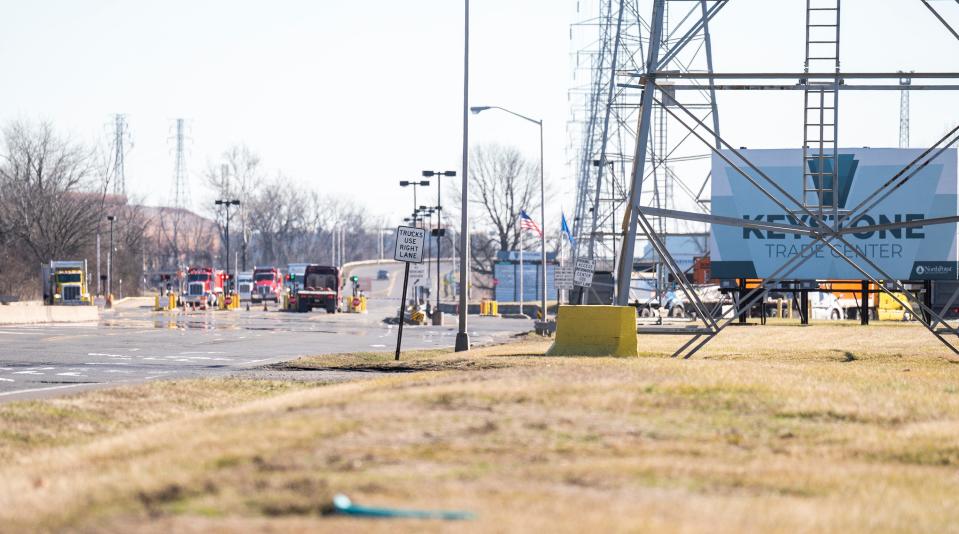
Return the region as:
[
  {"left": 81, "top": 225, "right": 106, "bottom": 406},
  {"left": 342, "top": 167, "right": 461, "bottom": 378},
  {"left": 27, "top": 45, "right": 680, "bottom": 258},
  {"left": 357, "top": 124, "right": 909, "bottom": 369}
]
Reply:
[{"left": 0, "top": 261, "right": 530, "bottom": 401}]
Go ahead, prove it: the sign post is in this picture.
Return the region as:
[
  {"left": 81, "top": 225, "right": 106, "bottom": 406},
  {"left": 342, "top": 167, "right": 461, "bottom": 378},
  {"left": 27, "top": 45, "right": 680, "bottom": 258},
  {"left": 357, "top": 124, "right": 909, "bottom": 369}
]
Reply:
[{"left": 393, "top": 226, "right": 426, "bottom": 360}]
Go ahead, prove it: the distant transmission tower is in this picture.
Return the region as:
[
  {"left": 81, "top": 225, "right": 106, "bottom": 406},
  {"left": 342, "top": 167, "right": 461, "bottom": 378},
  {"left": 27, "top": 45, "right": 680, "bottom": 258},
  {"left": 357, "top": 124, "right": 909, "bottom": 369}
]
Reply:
[
  {"left": 111, "top": 114, "right": 131, "bottom": 196},
  {"left": 899, "top": 72, "right": 912, "bottom": 148},
  {"left": 172, "top": 118, "right": 190, "bottom": 210}
]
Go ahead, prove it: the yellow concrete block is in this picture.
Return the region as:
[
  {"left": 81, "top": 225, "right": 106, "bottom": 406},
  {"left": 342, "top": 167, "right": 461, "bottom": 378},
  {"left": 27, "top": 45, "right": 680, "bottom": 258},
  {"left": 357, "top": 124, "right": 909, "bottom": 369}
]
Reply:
[{"left": 546, "top": 305, "right": 638, "bottom": 357}]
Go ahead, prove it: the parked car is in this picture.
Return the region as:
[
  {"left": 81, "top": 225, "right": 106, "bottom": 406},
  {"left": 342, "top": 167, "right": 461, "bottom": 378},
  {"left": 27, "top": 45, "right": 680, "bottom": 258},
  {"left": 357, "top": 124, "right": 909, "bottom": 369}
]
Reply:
[{"left": 377, "top": 269, "right": 389, "bottom": 280}]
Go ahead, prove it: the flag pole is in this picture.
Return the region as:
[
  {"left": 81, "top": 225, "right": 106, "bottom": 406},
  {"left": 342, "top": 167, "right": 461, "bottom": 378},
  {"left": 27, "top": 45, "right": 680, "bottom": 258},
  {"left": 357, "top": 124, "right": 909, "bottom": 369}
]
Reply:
[{"left": 519, "top": 220, "right": 524, "bottom": 317}]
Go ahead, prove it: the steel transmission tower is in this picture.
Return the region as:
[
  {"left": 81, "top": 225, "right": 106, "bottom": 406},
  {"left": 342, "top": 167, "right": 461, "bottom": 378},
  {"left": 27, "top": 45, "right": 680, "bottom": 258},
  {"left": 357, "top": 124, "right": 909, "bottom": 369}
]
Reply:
[
  {"left": 111, "top": 114, "right": 131, "bottom": 196},
  {"left": 172, "top": 119, "right": 190, "bottom": 211},
  {"left": 899, "top": 72, "right": 912, "bottom": 148},
  {"left": 569, "top": 0, "right": 720, "bottom": 299}
]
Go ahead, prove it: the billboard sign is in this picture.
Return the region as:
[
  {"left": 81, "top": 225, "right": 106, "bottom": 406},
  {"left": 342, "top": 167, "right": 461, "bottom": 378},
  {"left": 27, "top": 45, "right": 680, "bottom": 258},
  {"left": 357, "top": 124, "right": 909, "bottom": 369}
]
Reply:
[{"left": 710, "top": 148, "right": 958, "bottom": 280}]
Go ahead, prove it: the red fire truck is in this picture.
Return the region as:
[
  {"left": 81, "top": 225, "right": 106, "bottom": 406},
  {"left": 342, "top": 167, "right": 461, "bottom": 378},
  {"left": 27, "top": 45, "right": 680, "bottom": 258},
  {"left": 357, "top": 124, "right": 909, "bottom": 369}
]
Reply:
[
  {"left": 182, "top": 267, "right": 227, "bottom": 308},
  {"left": 251, "top": 266, "right": 283, "bottom": 303},
  {"left": 289, "top": 265, "right": 341, "bottom": 313}
]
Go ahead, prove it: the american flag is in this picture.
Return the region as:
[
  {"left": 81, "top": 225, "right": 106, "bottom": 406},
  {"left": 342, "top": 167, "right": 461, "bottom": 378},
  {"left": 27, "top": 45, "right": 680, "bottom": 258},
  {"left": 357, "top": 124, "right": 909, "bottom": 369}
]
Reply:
[{"left": 519, "top": 210, "right": 543, "bottom": 237}]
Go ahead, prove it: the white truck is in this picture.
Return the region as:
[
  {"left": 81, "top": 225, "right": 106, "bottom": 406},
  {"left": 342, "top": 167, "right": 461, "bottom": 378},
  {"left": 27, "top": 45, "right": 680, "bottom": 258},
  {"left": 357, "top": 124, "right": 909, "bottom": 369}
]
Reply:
[{"left": 237, "top": 271, "right": 253, "bottom": 302}]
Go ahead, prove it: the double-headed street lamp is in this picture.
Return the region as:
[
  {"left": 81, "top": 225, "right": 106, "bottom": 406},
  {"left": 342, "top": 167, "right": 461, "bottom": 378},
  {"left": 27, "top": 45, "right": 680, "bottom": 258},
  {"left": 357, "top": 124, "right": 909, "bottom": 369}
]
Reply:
[
  {"left": 399, "top": 180, "right": 430, "bottom": 217},
  {"left": 215, "top": 199, "right": 241, "bottom": 292},
  {"left": 422, "top": 170, "right": 456, "bottom": 314},
  {"left": 470, "top": 105, "right": 547, "bottom": 321}
]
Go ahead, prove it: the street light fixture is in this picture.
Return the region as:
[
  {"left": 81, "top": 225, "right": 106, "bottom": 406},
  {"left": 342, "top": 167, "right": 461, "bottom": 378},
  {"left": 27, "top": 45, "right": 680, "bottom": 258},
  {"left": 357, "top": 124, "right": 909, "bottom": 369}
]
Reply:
[
  {"left": 399, "top": 180, "right": 430, "bottom": 217},
  {"left": 215, "top": 199, "right": 241, "bottom": 294},
  {"left": 471, "top": 105, "right": 548, "bottom": 322}
]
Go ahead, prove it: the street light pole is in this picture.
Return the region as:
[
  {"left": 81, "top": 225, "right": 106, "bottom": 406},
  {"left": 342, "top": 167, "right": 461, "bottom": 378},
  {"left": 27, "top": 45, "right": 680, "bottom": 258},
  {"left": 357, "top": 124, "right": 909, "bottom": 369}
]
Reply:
[
  {"left": 455, "top": 0, "right": 470, "bottom": 352},
  {"left": 470, "top": 105, "right": 548, "bottom": 321},
  {"left": 422, "top": 170, "right": 456, "bottom": 312},
  {"left": 106, "top": 215, "right": 116, "bottom": 297},
  {"left": 215, "top": 199, "right": 241, "bottom": 294}
]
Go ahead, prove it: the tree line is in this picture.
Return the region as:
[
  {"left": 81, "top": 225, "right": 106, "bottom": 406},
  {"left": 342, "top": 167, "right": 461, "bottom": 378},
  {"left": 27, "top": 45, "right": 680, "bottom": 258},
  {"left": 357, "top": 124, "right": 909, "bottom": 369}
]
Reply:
[{"left": 0, "top": 120, "right": 553, "bottom": 300}]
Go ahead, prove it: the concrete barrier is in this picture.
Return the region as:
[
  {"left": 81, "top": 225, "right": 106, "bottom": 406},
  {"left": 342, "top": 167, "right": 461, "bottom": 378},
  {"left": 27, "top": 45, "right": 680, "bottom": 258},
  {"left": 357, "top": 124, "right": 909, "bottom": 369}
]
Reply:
[
  {"left": 546, "top": 305, "right": 638, "bottom": 357},
  {"left": 0, "top": 301, "right": 99, "bottom": 325}
]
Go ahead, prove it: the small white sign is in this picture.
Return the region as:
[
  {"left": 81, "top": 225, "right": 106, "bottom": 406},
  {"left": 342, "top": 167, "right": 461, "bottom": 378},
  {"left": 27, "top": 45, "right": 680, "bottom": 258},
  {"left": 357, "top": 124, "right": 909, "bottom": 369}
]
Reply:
[
  {"left": 573, "top": 259, "right": 595, "bottom": 288},
  {"left": 409, "top": 263, "right": 428, "bottom": 279},
  {"left": 554, "top": 265, "right": 574, "bottom": 290},
  {"left": 393, "top": 226, "right": 426, "bottom": 263}
]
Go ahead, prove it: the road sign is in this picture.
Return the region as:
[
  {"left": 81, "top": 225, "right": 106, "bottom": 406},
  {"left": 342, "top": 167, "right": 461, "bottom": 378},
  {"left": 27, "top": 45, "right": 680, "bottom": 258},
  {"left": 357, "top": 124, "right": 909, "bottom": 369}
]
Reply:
[
  {"left": 554, "top": 264, "right": 574, "bottom": 290},
  {"left": 394, "top": 226, "right": 426, "bottom": 263},
  {"left": 573, "top": 259, "right": 595, "bottom": 288},
  {"left": 409, "top": 263, "right": 428, "bottom": 279},
  {"left": 393, "top": 225, "right": 426, "bottom": 361}
]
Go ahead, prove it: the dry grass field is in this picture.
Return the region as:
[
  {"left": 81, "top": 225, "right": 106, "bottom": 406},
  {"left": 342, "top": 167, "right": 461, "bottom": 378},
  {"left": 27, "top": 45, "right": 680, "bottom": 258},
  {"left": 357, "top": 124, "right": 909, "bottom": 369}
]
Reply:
[{"left": 1, "top": 322, "right": 959, "bottom": 532}]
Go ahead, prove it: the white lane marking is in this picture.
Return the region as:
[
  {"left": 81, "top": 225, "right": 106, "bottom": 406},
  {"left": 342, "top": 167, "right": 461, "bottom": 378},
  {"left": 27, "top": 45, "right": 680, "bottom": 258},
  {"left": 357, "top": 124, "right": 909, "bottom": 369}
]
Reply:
[
  {"left": 83, "top": 362, "right": 129, "bottom": 366},
  {"left": 13, "top": 371, "right": 43, "bottom": 375},
  {"left": 369, "top": 344, "right": 386, "bottom": 348},
  {"left": 0, "top": 330, "right": 31, "bottom": 335},
  {"left": 179, "top": 351, "right": 226, "bottom": 355},
  {"left": 56, "top": 372, "right": 83, "bottom": 377},
  {"left": 0, "top": 378, "right": 13, "bottom": 382},
  {"left": 87, "top": 352, "right": 130, "bottom": 358},
  {"left": 0, "top": 383, "right": 92, "bottom": 397}
]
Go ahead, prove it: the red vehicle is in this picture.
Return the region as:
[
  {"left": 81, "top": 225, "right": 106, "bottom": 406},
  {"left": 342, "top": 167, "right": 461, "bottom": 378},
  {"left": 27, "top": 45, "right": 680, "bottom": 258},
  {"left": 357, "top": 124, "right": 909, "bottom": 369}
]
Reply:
[
  {"left": 251, "top": 267, "right": 283, "bottom": 303},
  {"left": 290, "top": 265, "right": 341, "bottom": 313},
  {"left": 183, "top": 267, "right": 226, "bottom": 308}
]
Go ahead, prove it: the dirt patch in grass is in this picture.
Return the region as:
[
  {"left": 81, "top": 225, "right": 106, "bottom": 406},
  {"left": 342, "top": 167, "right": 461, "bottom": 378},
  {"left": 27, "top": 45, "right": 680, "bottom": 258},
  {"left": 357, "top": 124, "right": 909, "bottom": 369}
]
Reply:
[{"left": 2, "top": 323, "right": 959, "bottom": 531}]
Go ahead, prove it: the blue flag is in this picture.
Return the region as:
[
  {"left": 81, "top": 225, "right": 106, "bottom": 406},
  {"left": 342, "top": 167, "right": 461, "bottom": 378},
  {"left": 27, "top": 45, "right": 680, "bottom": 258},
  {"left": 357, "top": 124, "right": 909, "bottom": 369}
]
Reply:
[{"left": 561, "top": 213, "right": 574, "bottom": 245}]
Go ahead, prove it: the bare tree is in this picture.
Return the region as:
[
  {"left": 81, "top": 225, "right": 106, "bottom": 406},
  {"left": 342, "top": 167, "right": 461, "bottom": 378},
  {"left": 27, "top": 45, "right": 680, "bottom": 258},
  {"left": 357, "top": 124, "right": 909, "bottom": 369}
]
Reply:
[
  {"left": 205, "top": 145, "right": 263, "bottom": 270},
  {"left": 447, "top": 144, "right": 542, "bottom": 289},
  {"left": 0, "top": 121, "right": 102, "bottom": 265}
]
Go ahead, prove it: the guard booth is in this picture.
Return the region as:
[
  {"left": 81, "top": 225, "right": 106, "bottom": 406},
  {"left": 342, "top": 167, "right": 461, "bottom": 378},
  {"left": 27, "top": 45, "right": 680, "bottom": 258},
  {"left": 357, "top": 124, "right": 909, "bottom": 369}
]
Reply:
[{"left": 493, "top": 250, "right": 558, "bottom": 303}]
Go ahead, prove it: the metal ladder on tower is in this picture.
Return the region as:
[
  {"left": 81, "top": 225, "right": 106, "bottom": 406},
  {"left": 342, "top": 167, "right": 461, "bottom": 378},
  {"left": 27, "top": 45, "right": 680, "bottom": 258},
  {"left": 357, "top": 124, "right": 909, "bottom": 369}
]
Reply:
[{"left": 802, "top": 0, "right": 841, "bottom": 222}]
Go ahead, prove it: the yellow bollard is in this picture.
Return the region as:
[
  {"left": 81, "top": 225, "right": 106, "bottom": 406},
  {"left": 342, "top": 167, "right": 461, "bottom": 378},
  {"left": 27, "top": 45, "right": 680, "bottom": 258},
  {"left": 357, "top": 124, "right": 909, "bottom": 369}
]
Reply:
[{"left": 491, "top": 300, "right": 498, "bottom": 316}]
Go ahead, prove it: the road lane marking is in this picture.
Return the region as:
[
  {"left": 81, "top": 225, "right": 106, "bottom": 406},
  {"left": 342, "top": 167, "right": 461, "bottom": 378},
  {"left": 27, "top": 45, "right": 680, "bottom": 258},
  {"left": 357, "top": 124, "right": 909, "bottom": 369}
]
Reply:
[
  {"left": 0, "top": 378, "right": 13, "bottom": 382},
  {"left": 369, "top": 344, "right": 386, "bottom": 348},
  {"left": 0, "top": 383, "right": 94, "bottom": 398}
]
